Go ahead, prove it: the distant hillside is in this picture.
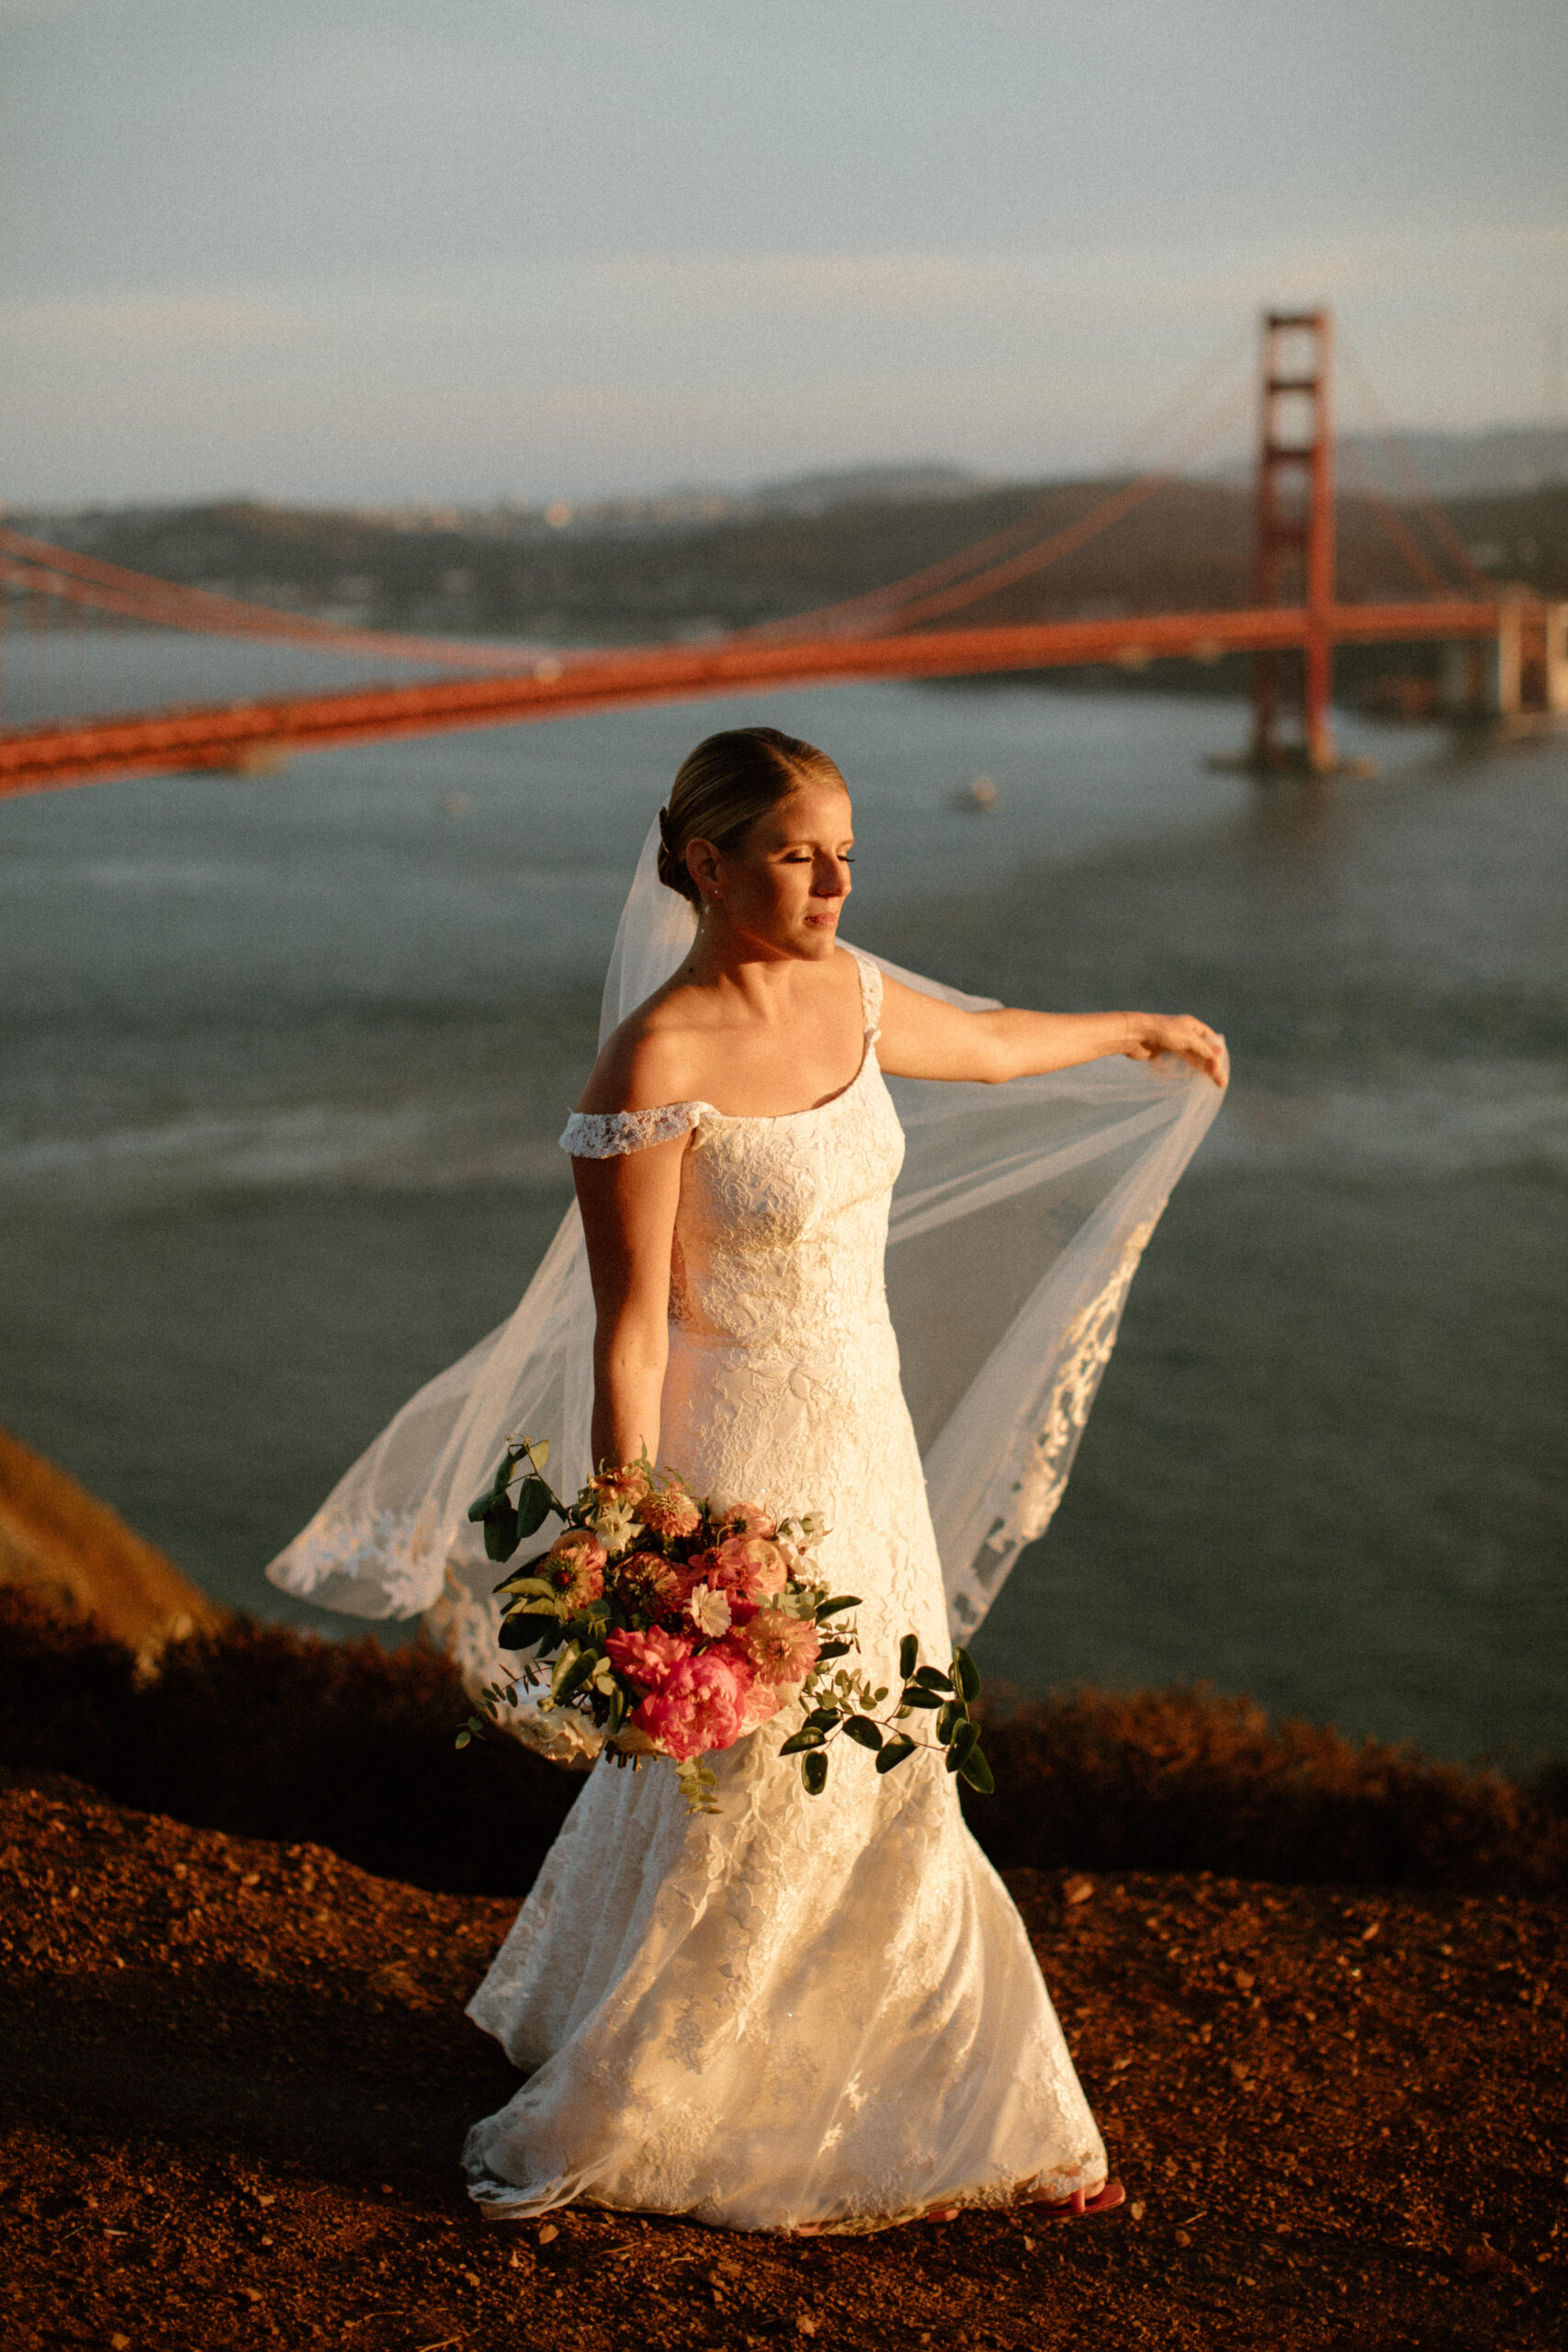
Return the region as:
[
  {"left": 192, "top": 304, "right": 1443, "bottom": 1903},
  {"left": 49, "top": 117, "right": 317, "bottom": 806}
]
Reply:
[
  {"left": 1342, "top": 424, "right": 1568, "bottom": 501},
  {"left": 20, "top": 475, "right": 1566, "bottom": 651},
  {"left": 1208, "top": 422, "right": 1568, "bottom": 501}
]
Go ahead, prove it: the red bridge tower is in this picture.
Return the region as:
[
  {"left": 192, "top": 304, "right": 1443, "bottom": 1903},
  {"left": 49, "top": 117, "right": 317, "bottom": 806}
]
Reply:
[{"left": 1252, "top": 309, "right": 1337, "bottom": 772}]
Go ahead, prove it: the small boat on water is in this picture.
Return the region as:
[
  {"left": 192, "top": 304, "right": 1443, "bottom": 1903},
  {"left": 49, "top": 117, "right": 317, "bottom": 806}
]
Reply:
[{"left": 952, "top": 774, "right": 999, "bottom": 813}]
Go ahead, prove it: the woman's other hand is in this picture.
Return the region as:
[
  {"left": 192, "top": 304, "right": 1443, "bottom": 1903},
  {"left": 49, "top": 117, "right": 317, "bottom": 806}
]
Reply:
[{"left": 1122, "top": 1013, "right": 1228, "bottom": 1087}]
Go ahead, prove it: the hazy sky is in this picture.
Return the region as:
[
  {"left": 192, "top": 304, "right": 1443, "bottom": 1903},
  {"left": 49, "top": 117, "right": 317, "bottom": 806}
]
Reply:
[{"left": 4, "top": 0, "right": 1565, "bottom": 503}]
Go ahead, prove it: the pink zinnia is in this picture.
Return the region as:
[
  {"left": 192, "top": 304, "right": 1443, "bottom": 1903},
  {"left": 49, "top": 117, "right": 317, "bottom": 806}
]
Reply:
[
  {"left": 638, "top": 1483, "right": 703, "bottom": 1542},
  {"left": 733, "top": 1608, "right": 820, "bottom": 1687},
  {"left": 544, "top": 1528, "right": 606, "bottom": 1611},
  {"left": 632, "top": 1647, "right": 755, "bottom": 1763},
  {"left": 612, "top": 1549, "right": 691, "bottom": 1621}
]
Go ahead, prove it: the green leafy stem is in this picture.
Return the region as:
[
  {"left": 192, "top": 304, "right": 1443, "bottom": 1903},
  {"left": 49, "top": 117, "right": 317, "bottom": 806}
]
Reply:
[{"left": 782, "top": 1626, "right": 994, "bottom": 1798}]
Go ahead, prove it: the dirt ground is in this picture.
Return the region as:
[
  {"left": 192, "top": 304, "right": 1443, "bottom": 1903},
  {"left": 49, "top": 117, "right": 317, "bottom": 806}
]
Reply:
[{"left": 1, "top": 1770, "right": 1563, "bottom": 2352}]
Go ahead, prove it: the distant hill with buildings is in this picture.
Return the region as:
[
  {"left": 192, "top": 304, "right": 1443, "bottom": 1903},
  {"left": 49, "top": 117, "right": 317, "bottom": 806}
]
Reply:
[{"left": 11, "top": 441, "right": 1566, "bottom": 652}]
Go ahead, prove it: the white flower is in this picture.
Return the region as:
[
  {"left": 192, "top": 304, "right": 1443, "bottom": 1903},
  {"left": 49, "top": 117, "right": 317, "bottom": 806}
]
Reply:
[
  {"left": 592, "top": 1497, "right": 643, "bottom": 1556},
  {"left": 687, "top": 1583, "right": 733, "bottom": 1639}
]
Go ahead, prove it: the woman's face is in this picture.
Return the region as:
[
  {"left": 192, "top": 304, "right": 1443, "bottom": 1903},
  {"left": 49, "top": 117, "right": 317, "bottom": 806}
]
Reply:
[{"left": 695, "top": 780, "right": 854, "bottom": 959}]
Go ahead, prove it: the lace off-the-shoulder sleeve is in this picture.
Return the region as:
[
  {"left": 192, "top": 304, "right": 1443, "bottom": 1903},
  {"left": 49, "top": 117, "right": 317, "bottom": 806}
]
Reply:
[{"left": 559, "top": 1103, "right": 704, "bottom": 1159}]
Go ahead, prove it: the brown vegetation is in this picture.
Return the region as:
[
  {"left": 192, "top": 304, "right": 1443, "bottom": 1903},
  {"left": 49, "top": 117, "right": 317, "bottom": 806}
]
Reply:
[{"left": 1, "top": 1586, "right": 1562, "bottom": 1905}]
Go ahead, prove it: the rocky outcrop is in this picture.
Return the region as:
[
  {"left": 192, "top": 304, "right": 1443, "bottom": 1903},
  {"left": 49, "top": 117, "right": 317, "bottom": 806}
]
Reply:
[{"left": 0, "top": 1424, "right": 226, "bottom": 1663}]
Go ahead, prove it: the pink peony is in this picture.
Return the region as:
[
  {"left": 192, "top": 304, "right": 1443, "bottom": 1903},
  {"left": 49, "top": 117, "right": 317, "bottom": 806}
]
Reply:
[
  {"left": 736, "top": 1668, "right": 784, "bottom": 1735},
  {"left": 732, "top": 1607, "right": 821, "bottom": 1687},
  {"left": 543, "top": 1527, "right": 606, "bottom": 1611},
  {"left": 632, "top": 1648, "right": 755, "bottom": 1763},
  {"left": 710, "top": 1497, "right": 777, "bottom": 1542},
  {"left": 638, "top": 1483, "right": 703, "bottom": 1542},
  {"left": 604, "top": 1623, "right": 693, "bottom": 1691},
  {"left": 712, "top": 1533, "right": 788, "bottom": 1600}
]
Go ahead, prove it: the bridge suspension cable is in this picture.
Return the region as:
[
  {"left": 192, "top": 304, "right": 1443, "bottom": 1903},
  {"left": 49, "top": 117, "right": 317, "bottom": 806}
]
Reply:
[
  {"left": 848, "top": 381, "right": 1252, "bottom": 631},
  {"left": 756, "top": 330, "right": 1255, "bottom": 639},
  {"left": 0, "top": 526, "right": 564, "bottom": 673},
  {"left": 1336, "top": 339, "right": 1495, "bottom": 599},
  {"left": 1335, "top": 444, "right": 1454, "bottom": 595}
]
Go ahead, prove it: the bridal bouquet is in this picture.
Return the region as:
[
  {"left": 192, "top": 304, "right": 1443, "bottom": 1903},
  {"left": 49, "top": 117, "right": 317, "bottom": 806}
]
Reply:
[{"left": 457, "top": 1439, "right": 994, "bottom": 1813}]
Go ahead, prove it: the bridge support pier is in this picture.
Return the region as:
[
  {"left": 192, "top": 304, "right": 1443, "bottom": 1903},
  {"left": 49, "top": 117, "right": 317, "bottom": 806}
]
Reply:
[
  {"left": 1441, "top": 598, "right": 1568, "bottom": 718},
  {"left": 1545, "top": 603, "right": 1568, "bottom": 714}
]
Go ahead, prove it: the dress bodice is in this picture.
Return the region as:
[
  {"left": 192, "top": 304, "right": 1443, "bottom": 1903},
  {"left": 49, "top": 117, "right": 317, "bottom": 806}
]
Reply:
[{"left": 561, "top": 950, "right": 907, "bottom": 1364}]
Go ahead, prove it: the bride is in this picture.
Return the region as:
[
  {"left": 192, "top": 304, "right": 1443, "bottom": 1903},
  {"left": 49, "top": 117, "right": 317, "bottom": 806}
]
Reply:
[{"left": 270, "top": 724, "right": 1226, "bottom": 2235}]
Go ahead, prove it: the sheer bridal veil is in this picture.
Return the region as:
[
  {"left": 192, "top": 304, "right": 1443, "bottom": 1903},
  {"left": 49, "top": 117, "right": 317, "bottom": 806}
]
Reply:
[{"left": 268, "top": 816, "right": 1221, "bottom": 1671}]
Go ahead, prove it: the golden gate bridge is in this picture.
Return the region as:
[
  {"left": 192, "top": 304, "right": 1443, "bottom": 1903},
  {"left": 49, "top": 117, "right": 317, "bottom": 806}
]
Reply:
[{"left": 2, "top": 311, "right": 1562, "bottom": 802}]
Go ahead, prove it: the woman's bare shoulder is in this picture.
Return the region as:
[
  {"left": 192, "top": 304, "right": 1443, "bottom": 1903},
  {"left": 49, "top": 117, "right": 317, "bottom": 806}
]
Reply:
[{"left": 574, "top": 991, "right": 712, "bottom": 1115}]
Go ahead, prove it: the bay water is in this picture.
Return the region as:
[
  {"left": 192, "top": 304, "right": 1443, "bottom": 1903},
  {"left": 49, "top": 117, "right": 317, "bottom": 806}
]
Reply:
[{"left": 2, "top": 668, "right": 1562, "bottom": 1762}]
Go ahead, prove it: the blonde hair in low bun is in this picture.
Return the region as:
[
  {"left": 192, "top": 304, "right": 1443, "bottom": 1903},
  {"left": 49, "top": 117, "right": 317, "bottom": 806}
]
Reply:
[{"left": 657, "top": 727, "right": 847, "bottom": 906}]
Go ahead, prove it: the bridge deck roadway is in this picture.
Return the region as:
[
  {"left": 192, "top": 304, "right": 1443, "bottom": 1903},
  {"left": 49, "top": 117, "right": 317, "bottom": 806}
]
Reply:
[{"left": 0, "top": 601, "right": 1499, "bottom": 794}]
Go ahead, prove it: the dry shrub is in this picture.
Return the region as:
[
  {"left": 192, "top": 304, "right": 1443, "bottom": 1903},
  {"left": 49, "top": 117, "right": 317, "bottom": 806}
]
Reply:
[
  {"left": 0, "top": 1585, "right": 575, "bottom": 1895},
  {"left": 966, "top": 1683, "right": 1568, "bottom": 1894},
  {"left": 1, "top": 1588, "right": 1562, "bottom": 1897}
]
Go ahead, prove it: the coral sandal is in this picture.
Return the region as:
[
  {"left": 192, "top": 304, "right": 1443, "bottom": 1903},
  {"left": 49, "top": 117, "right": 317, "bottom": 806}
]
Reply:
[{"left": 1025, "top": 2180, "right": 1126, "bottom": 2222}]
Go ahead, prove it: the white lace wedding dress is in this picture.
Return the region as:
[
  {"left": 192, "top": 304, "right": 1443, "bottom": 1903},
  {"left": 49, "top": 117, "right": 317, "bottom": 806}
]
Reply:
[{"left": 460, "top": 950, "right": 1108, "bottom": 2232}]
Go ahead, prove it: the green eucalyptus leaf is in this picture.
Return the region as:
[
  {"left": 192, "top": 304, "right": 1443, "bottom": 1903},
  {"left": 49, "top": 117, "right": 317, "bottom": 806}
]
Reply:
[
  {"left": 935, "top": 1702, "right": 960, "bottom": 1746},
  {"left": 498, "top": 1612, "right": 558, "bottom": 1652},
  {"left": 901, "top": 1686, "right": 942, "bottom": 1710},
  {"left": 779, "top": 1727, "right": 826, "bottom": 1756},
  {"left": 953, "top": 1647, "right": 981, "bottom": 1703},
  {"left": 515, "top": 1476, "right": 555, "bottom": 1539},
  {"left": 912, "top": 1665, "right": 953, "bottom": 1692},
  {"left": 817, "top": 1639, "right": 852, "bottom": 1660},
  {"left": 481, "top": 1499, "right": 520, "bottom": 1562},
  {"left": 553, "top": 1647, "right": 600, "bottom": 1705},
  {"left": 455, "top": 1729, "right": 471, "bottom": 1749},
  {"left": 842, "top": 1715, "right": 884, "bottom": 1752},
  {"left": 468, "top": 1452, "right": 515, "bottom": 1520},
  {"left": 815, "top": 1595, "right": 863, "bottom": 1620},
  {"left": 950, "top": 1718, "right": 980, "bottom": 1766},
  {"left": 874, "top": 1734, "right": 919, "bottom": 1775},
  {"left": 897, "top": 1634, "right": 919, "bottom": 1681},
  {"left": 802, "top": 1751, "right": 829, "bottom": 1795},
  {"left": 805, "top": 1707, "right": 842, "bottom": 1731},
  {"left": 958, "top": 1744, "right": 995, "bottom": 1795}
]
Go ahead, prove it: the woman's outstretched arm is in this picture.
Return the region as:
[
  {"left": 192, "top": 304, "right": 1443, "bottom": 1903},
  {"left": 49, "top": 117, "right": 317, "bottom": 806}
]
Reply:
[
  {"left": 875, "top": 973, "right": 1228, "bottom": 1088},
  {"left": 571, "top": 1133, "right": 687, "bottom": 1469}
]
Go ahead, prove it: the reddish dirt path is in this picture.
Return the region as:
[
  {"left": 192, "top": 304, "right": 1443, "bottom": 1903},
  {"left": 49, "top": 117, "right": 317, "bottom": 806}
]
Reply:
[{"left": 2, "top": 1772, "right": 1562, "bottom": 2350}]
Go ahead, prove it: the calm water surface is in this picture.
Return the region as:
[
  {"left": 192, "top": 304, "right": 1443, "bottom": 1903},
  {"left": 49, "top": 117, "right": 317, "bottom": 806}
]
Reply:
[{"left": 2, "top": 672, "right": 1563, "bottom": 1761}]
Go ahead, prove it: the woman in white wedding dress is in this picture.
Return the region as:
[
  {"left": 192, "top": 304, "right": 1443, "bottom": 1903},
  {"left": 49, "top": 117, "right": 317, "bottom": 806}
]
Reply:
[{"left": 441, "top": 728, "right": 1227, "bottom": 2234}]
